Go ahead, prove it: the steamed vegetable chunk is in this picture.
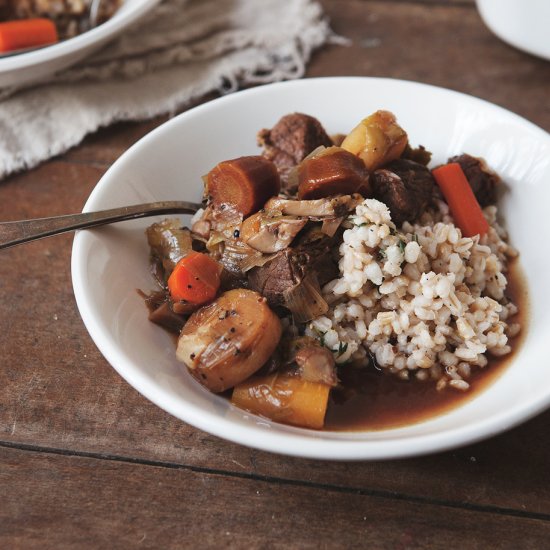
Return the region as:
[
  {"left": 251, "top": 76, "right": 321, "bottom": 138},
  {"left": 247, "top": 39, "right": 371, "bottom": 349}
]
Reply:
[
  {"left": 240, "top": 211, "right": 307, "bottom": 253},
  {"left": 0, "top": 18, "right": 58, "bottom": 52},
  {"left": 206, "top": 156, "right": 281, "bottom": 218},
  {"left": 296, "top": 147, "right": 371, "bottom": 199},
  {"left": 232, "top": 373, "right": 331, "bottom": 430},
  {"left": 168, "top": 252, "right": 222, "bottom": 305},
  {"left": 341, "top": 110, "right": 407, "bottom": 171},
  {"left": 432, "top": 162, "right": 489, "bottom": 237},
  {"left": 146, "top": 219, "right": 193, "bottom": 278},
  {"left": 177, "top": 289, "right": 282, "bottom": 393}
]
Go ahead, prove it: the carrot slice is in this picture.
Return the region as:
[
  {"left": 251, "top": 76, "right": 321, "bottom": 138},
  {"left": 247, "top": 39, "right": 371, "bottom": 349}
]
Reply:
[
  {"left": 167, "top": 252, "right": 221, "bottom": 305},
  {"left": 0, "top": 19, "right": 58, "bottom": 52},
  {"left": 206, "top": 156, "right": 281, "bottom": 218},
  {"left": 432, "top": 162, "right": 489, "bottom": 238},
  {"left": 297, "top": 147, "right": 371, "bottom": 199}
]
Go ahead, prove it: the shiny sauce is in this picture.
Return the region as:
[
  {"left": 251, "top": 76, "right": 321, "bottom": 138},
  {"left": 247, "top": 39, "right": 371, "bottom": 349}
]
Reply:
[{"left": 324, "top": 260, "right": 528, "bottom": 431}]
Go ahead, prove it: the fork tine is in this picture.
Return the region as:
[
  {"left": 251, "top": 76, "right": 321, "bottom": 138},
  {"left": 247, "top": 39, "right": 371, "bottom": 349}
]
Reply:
[{"left": 88, "top": 0, "right": 102, "bottom": 28}]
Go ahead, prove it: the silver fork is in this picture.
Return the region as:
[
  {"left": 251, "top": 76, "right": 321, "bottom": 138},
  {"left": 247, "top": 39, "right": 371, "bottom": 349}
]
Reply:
[
  {"left": 0, "top": 201, "right": 202, "bottom": 250},
  {"left": 88, "top": 0, "right": 103, "bottom": 30}
]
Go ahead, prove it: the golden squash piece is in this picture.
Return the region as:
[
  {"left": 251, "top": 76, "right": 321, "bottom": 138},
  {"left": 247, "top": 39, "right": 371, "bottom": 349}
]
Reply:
[
  {"left": 177, "top": 289, "right": 282, "bottom": 393},
  {"left": 232, "top": 373, "right": 331, "bottom": 430},
  {"left": 341, "top": 110, "right": 408, "bottom": 171}
]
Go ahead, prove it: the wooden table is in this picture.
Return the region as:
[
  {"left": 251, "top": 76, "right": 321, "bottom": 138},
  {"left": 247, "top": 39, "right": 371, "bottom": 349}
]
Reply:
[{"left": 1, "top": 1, "right": 549, "bottom": 547}]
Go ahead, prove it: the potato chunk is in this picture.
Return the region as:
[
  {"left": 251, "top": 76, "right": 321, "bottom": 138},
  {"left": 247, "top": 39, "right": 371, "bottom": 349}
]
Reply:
[
  {"left": 177, "top": 289, "right": 282, "bottom": 392},
  {"left": 341, "top": 110, "right": 408, "bottom": 171}
]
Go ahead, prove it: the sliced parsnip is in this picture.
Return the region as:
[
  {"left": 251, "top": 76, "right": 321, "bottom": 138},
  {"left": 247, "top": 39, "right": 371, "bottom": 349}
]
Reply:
[
  {"left": 240, "top": 211, "right": 307, "bottom": 253},
  {"left": 264, "top": 194, "right": 360, "bottom": 218},
  {"left": 341, "top": 110, "right": 408, "bottom": 171},
  {"left": 232, "top": 373, "right": 331, "bottom": 430},
  {"left": 177, "top": 289, "right": 282, "bottom": 393}
]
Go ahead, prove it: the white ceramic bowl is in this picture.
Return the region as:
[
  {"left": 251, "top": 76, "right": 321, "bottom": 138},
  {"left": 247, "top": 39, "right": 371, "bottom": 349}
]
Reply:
[
  {"left": 0, "top": 0, "right": 160, "bottom": 88},
  {"left": 72, "top": 77, "right": 550, "bottom": 460},
  {"left": 476, "top": 0, "right": 550, "bottom": 60}
]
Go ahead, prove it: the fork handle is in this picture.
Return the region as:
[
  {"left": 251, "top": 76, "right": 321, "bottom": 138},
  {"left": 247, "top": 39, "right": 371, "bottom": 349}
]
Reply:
[{"left": 0, "top": 200, "right": 202, "bottom": 250}]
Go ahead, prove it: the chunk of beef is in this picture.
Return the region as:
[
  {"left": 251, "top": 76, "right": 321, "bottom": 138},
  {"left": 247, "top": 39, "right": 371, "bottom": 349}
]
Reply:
[
  {"left": 258, "top": 113, "right": 333, "bottom": 187},
  {"left": 141, "top": 290, "right": 188, "bottom": 334},
  {"left": 248, "top": 249, "right": 300, "bottom": 307},
  {"left": 148, "top": 302, "right": 187, "bottom": 334},
  {"left": 314, "top": 255, "right": 339, "bottom": 286},
  {"left": 294, "top": 345, "right": 338, "bottom": 386},
  {"left": 400, "top": 143, "right": 432, "bottom": 166},
  {"left": 255, "top": 345, "right": 284, "bottom": 376},
  {"left": 371, "top": 159, "right": 436, "bottom": 226},
  {"left": 448, "top": 153, "right": 498, "bottom": 207},
  {"left": 247, "top": 234, "right": 338, "bottom": 309},
  {"left": 293, "top": 228, "right": 339, "bottom": 286}
]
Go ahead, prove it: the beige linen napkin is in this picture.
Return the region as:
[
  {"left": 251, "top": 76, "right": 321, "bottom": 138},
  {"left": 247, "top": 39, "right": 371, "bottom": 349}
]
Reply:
[{"left": 0, "top": 0, "right": 336, "bottom": 179}]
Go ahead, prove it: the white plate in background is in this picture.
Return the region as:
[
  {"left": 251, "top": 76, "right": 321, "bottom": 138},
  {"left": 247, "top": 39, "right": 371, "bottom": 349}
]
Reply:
[
  {"left": 72, "top": 77, "right": 550, "bottom": 460},
  {"left": 0, "top": 0, "right": 160, "bottom": 88},
  {"left": 477, "top": 0, "right": 550, "bottom": 60}
]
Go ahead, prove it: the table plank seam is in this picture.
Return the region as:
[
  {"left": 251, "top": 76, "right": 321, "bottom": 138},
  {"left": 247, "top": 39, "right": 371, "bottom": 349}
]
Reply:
[
  {"left": 54, "top": 157, "right": 113, "bottom": 170},
  {"left": 364, "top": 0, "right": 474, "bottom": 8},
  {"left": 1, "top": 439, "right": 548, "bottom": 523}
]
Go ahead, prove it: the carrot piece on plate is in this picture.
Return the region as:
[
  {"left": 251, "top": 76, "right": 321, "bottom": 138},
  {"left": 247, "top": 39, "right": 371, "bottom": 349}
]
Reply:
[
  {"left": 206, "top": 156, "right": 281, "bottom": 218},
  {"left": 297, "top": 147, "right": 371, "bottom": 199},
  {"left": 167, "top": 252, "right": 221, "bottom": 305},
  {"left": 0, "top": 19, "right": 58, "bottom": 53},
  {"left": 432, "top": 162, "right": 490, "bottom": 237}
]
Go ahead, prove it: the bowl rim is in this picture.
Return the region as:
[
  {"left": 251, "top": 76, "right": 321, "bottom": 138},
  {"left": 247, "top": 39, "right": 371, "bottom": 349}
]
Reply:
[
  {"left": 475, "top": 0, "right": 550, "bottom": 61},
  {"left": 71, "top": 76, "right": 550, "bottom": 460},
  {"left": 0, "top": 0, "right": 161, "bottom": 73}
]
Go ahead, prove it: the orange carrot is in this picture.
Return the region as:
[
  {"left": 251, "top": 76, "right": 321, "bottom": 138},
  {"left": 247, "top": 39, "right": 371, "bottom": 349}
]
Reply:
[
  {"left": 297, "top": 147, "right": 371, "bottom": 199},
  {"left": 167, "top": 252, "right": 221, "bottom": 305},
  {"left": 0, "top": 19, "right": 58, "bottom": 53},
  {"left": 432, "top": 162, "right": 489, "bottom": 237},
  {"left": 206, "top": 156, "right": 281, "bottom": 218}
]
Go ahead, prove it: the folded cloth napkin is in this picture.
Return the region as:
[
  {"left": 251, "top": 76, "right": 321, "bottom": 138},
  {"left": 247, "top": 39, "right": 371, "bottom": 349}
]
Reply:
[{"left": 0, "top": 0, "right": 336, "bottom": 179}]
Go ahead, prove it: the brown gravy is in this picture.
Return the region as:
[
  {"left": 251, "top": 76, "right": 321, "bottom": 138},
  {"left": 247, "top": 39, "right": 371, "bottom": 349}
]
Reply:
[{"left": 324, "top": 260, "right": 528, "bottom": 431}]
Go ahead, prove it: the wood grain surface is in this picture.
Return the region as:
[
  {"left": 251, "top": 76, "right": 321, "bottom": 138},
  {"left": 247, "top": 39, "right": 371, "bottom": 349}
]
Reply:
[
  {"left": 1, "top": 0, "right": 550, "bottom": 547},
  {"left": 1, "top": 446, "right": 549, "bottom": 550}
]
